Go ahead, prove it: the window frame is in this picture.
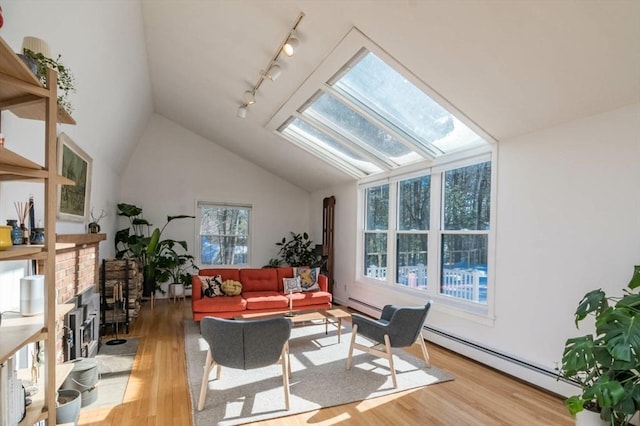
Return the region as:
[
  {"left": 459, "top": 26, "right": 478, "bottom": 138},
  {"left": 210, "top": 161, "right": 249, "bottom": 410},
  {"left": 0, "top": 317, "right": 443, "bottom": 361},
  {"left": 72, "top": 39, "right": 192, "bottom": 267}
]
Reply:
[
  {"left": 357, "top": 152, "right": 495, "bottom": 320},
  {"left": 195, "top": 201, "right": 252, "bottom": 267}
]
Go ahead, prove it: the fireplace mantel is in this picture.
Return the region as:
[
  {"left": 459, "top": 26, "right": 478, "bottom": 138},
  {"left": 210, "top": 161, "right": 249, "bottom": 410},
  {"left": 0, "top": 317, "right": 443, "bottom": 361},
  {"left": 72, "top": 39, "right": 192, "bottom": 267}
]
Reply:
[{"left": 56, "top": 233, "right": 107, "bottom": 246}]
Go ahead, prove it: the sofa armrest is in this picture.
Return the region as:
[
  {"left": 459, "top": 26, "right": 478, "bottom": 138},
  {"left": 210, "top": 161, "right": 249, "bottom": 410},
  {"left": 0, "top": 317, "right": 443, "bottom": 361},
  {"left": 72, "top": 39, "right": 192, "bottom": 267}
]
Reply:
[
  {"left": 318, "top": 274, "right": 329, "bottom": 292},
  {"left": 191, "top": 275, "right": 202, "bottom": 301}
]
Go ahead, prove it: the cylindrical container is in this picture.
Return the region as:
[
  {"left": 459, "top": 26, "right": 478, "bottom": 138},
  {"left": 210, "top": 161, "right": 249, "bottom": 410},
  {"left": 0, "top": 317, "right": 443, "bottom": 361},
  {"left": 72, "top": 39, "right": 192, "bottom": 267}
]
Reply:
[
  {"left": 0, "top": 225, "right": 12, "bottom": 250},
  {"left": 7, "top": 220, "right": 22, "bottom": 245},
  {"left": 62, "top": 358, "right": 99, "bottom": 407},
  {"left": 20, "top": 275, "right": 44, "bottom": 316}
]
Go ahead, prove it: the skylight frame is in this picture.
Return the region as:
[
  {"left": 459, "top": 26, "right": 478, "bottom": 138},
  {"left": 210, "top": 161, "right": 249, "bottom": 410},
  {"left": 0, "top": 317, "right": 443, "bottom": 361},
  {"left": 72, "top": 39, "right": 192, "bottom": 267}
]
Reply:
[{"left": 266, "top": 28, "right": 496, "bottom": 179}]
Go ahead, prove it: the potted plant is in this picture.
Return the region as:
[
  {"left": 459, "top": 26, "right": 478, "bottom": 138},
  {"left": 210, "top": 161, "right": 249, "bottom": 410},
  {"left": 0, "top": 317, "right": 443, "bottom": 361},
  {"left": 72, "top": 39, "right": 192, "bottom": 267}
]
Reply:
[
  {"left": 272, "top": 231, "right": 323, "bottom": 267},
  {"left": 558, "top": 265, "right": 640, "bottom": 425},
  {"left": 20, "top": 47, "right": 76, "bottom": 114},
  {"left": 114, "top": 203, "right": 195, "bottom": 297},
  {"left": 156, "top": 241, "right": 199, "bottom": 300}
]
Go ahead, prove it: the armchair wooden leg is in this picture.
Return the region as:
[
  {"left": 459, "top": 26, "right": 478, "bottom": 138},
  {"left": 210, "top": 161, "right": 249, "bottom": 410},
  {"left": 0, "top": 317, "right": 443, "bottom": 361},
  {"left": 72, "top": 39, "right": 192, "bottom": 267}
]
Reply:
[
  {"left": 384, "top": 335, "right": 397, "bottom": 388},
  {"left": 198, "top": 349, "right": 215, "bottom": 411},
  {"left": 417, "top": 335, "right": 431, "bottom": 368},
  {"left": 346, "top": 324, "right": 358, "bottom": 370},
  {"left": 281, "top": 343, "right": 291, "bottom": 410}
]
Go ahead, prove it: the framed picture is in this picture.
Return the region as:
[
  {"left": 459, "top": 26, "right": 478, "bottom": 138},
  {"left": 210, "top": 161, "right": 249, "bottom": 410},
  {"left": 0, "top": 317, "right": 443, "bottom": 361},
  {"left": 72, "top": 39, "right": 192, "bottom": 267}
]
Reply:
[{"left": 57, "top": 132, "right": 92, "bottom": 222}]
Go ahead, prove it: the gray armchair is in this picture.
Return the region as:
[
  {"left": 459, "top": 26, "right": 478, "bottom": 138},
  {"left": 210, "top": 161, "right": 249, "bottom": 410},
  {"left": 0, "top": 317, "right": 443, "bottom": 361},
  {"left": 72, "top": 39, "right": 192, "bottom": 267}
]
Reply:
[
  {"left": 346, "top": 302, "right": 432, "bottom": 388},
  {"left": 197, "top": 316, "right": 292, "bottom": 411}
]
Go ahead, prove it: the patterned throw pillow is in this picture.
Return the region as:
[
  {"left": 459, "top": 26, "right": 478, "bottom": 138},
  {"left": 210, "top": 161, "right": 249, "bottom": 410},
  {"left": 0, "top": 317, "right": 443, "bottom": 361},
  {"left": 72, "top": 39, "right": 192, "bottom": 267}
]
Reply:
[
  {"left": 294, "top": 267, "right": 320, "bottom": 292},
  {"left": 200, "top": 275, "right": 224, "bottom": 298},
  {"left": 283, "top": 276, "right": 302, "bottom": 293}
]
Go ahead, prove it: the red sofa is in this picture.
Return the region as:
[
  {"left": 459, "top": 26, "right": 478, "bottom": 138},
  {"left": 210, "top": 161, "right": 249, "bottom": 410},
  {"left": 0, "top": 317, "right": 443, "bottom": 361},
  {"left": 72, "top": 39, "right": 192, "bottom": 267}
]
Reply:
[{"left": 191, "top": 267, "right": 333, "bottom": 321}]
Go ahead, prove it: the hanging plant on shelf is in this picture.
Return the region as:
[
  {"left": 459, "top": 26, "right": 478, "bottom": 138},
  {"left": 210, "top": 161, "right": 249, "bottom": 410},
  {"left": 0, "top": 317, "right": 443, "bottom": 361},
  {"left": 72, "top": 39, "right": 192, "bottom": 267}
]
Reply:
[{"left": 21, "top": 48, "right": 76, "bottom": 114}]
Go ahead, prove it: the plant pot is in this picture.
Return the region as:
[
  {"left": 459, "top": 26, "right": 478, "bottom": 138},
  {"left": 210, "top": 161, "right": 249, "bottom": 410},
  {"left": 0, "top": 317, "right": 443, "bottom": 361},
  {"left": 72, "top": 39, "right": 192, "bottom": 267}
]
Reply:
[
  {"left": 575, "top": 409, "right": 608, "bottom": 426},
  {"left": 170, "top": 283, "right": 185, "bottom": 297},
  {"left": 56, "top": 388, "right": 81, "bottom": 425}
]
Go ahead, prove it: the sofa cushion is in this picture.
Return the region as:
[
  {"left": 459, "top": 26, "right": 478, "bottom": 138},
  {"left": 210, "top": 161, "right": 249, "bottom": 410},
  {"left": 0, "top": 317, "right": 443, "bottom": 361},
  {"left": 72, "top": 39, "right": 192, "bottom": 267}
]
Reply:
[
  {"left": 192, "top": 295, "right": 246, "bottom": 313},
  {"left": 239, "top": 268, "right": 278, "bottom": 292},
  {"left": 283, "top": 276, "right": 302, "bottom": 293},
  {"left": 276, "top": 267, "right": 295, "bottom": 292},
  {"left": 294, "top": 267, "right": 321, "bottom": 291},
  {"left": 243, "top": 291, "right": 288, "bottom": 310},
  {"left": 200, "top": 275, "right": 224, "bottom": 297},
  {"left": 289, "top": 290, "right": 333, "bottom": 308}
]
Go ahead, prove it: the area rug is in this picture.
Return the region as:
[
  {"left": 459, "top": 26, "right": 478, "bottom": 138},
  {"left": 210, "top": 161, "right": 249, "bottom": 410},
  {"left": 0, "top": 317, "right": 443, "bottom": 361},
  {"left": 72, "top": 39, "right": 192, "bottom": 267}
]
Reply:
[
  {"left": 184, "top": 319, "right": 454, "bottom": 426},
  {"left": 83, "top": 338, "right": 139, "bottom": 409}
]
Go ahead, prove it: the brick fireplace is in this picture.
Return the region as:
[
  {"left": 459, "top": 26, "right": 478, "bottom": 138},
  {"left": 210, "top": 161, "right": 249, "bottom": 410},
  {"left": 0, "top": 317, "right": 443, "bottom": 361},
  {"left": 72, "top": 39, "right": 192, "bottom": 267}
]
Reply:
[{"left": 37, "top": 233, "right": 106, "bottom": 363}]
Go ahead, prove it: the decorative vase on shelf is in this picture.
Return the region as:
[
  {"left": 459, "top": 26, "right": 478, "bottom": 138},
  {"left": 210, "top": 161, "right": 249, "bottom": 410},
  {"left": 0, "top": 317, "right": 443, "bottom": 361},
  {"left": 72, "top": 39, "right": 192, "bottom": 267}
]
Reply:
[
  {"left": 0, "top": 225, "right": 12, "bottom": 250},
  {"left": 30, "top": 228, "right": 45, "bottom": 244},
  {"left": 6, "top": 220, "right": 22, "bottom": 245},
  {"left": 88, "top": 222, "right": 100, "bottom": 234}
]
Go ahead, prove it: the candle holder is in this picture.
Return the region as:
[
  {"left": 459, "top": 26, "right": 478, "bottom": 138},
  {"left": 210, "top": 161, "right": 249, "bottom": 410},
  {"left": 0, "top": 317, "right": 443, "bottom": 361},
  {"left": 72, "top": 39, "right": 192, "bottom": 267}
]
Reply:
[{"left": 284, "top": 289, "right": 296, "bottom": 317}]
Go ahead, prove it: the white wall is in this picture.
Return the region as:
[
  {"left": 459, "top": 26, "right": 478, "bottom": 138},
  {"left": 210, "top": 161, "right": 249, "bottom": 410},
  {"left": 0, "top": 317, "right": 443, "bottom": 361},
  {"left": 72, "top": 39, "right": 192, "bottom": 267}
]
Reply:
[
  {"left": 314, "top": 103, "right": 640, "bottom": 394},
  {"left": 0, "top": 0, "right": 152, "bottom": 256},
  {"left": 119, "top": 114, "right": 312, "bottom": 277}
]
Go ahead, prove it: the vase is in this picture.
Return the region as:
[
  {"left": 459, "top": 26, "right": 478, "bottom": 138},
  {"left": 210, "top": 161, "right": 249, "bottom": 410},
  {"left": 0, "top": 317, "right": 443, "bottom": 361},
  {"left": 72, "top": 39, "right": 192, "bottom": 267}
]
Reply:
[
  {"left": 88, "top": 222, "right": 100, "bottom": 234},
  {"left": 30, "top": 228, "right": 45, "bottom": 244},
  {"left": 6, "top": 220, "right": 22, "bottom": 245},
  {"left": 0, "top": 225, "right": 12, "bottom": 250}
]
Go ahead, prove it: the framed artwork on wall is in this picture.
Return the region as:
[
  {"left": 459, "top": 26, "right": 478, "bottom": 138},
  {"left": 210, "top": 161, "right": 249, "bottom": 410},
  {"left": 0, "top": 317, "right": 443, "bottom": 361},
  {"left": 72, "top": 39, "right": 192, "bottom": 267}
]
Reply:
[{"left": 57, "top": 132, "right": 92, "bottom": 222}]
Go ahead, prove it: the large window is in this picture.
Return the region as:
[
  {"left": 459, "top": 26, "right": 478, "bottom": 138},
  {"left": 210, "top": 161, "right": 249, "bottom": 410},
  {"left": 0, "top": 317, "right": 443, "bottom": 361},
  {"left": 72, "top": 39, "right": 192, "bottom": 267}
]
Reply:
[
  {"left": 362, "top": 160, "right": 491, "bottom": 305},
  {"left": 268, "top": 29, "right": 492, "bottom": 179},
  {"left": 197, "top": 203, "right": 250, "bottom": 266}
]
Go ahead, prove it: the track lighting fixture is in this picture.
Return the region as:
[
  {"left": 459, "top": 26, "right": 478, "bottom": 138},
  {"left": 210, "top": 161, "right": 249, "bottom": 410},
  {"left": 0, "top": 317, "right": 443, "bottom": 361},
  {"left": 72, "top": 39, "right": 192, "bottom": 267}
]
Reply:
[
  {"left": 244, "top": 90, "right": 256, "bottom": 105},
  {"left": 264, "top": 64, "right": 282, "bottom": 81},
  {"left": 282, "top": 36, "right": 299, "bottom": 57},
  {"left": 236, "top": 12, "right": 304, "bottom": 119}
]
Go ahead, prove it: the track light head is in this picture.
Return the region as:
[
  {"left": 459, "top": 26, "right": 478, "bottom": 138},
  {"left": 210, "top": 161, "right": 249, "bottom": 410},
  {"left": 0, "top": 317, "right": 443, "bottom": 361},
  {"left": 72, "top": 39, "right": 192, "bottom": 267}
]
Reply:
[
  {"left": 237, "top": 105, "right": 247, "bottom": 119},
  {"left": 265, "top": 64, "right": 282, "bottom": 81},
  {"left": 244, "top": 90, "right": 256, "bottom": 105},
  {"left": 282, "top": 37, "right": 299, "bottom": 57}
]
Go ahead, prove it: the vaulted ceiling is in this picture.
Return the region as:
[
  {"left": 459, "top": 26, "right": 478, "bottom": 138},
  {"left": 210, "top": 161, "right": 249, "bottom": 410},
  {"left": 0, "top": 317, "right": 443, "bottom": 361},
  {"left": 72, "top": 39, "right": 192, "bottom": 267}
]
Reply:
[{"left": 140, "top": 1, "right": 640, "bottom": 192}]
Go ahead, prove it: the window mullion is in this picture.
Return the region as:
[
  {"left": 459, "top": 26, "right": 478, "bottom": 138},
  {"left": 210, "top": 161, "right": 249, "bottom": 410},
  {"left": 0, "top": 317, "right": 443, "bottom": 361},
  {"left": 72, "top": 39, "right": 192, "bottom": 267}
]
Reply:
[
  {"left": 428, "top": 172, "right": 443, "bottom": 297},
  {"left": 292, "top": 112, "right": 393, "bottom": 170},
  {"left": 323, "top": 83, "right": 439, "bottom": 160},
  {"left": 388, "top": 182, "right": 398, "bottom": 285}
]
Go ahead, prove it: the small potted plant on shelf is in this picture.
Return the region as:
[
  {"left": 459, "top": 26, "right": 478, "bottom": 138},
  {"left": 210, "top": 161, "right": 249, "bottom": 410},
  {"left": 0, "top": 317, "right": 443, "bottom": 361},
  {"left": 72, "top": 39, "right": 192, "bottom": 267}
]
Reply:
[
  {"left": 88, "top": 207, "right": 107, "bottom": 234},
  {"left": 21, "top": 49, "right": 76, "bottom": 114},
  {"left": 558, "top": 265, "right": 640, "bottom": 425}
]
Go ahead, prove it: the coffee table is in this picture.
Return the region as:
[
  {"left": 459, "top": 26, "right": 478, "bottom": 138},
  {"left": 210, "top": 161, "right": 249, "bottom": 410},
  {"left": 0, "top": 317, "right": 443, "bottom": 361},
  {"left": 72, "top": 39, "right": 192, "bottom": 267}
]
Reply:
[{"left": 234, "top": 306, "right": 351, "bottom": 343}]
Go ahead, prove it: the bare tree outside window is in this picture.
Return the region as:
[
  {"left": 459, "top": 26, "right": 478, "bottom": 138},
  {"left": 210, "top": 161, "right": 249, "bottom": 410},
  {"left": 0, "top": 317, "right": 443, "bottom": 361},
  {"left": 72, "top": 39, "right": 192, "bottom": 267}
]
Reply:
[{"left": 198, "top": 203, "right": 250, "bottom": 266}]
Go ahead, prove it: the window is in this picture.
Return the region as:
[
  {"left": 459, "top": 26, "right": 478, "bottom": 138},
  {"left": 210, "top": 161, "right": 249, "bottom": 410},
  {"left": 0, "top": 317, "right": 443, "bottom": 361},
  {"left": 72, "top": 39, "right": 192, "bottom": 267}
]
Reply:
[
  {"left": 268, "top": 28, "right": 493, "bottom": 179},
  {"left": 396, "top": 175, "right": 430, "bottom": 289},
  {"left": 360, "top": 160, "right": 492, "bottom": 306},
  {"left": 441, "top": 162, "right": 491, "bottom": 303},
  {"left": 363, "top": 184, "right": 389, "bottom": 280},
  {"left": 196, "top": 203, "right": 250, "bottom": 266}
]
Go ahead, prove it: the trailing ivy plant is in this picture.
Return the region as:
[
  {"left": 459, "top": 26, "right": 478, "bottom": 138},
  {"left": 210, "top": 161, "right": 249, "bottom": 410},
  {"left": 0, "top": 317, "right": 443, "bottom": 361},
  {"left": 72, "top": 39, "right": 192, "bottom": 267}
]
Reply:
[{"left": 22, "top": 48, "right": 76, "bottom": 114}]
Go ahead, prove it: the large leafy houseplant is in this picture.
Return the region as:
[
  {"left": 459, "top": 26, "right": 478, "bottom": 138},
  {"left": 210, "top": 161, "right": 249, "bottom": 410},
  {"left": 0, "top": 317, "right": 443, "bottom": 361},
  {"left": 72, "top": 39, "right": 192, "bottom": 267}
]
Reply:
[
  {"left": 114, "top": 203, "right": 195, "bottom": 296},
  {"left": 559, "top": 265, "right": 640, "bottom": 425},
  {"left": 156, "top": 241, "right": 199, "bottom": 288},
  {"left": 268, "top": 232, "right": 322, "bottom": 268}
]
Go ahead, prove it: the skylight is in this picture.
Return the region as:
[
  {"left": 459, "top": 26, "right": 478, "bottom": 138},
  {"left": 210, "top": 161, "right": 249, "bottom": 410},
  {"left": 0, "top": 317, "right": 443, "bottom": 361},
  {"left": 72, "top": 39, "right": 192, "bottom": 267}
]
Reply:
[{"left": 269, "top": 29, "right": 492, "bottom": 179}]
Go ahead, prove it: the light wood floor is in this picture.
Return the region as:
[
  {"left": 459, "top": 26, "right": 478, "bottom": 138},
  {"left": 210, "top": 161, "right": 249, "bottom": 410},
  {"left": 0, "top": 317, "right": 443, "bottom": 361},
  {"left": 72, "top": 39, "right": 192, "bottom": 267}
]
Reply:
[{"left": 78, "top": 299, "right": 573, "bottom": 426}]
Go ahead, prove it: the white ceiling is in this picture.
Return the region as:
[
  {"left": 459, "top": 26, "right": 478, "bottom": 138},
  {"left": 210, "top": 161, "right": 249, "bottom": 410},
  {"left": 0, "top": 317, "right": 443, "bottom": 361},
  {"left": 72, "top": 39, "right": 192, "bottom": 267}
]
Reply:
[{"left": 140, "top": 1, "right": 640, "bottom": 192}]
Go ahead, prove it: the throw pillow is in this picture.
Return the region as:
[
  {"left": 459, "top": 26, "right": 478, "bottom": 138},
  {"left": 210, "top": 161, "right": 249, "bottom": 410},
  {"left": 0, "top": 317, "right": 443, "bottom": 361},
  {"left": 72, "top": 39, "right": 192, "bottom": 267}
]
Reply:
[
  {"left": 221, "top": 279, "right": 242, "bottom": 296},
  {"left": 283, "top": 276, "right": 302, "bottom": 293},
  {"left": 200, "top": 275, "right": 224, "bottom": 298},
  {"left": 294, "top": 267, "right": 320, "bottom": 292}
]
